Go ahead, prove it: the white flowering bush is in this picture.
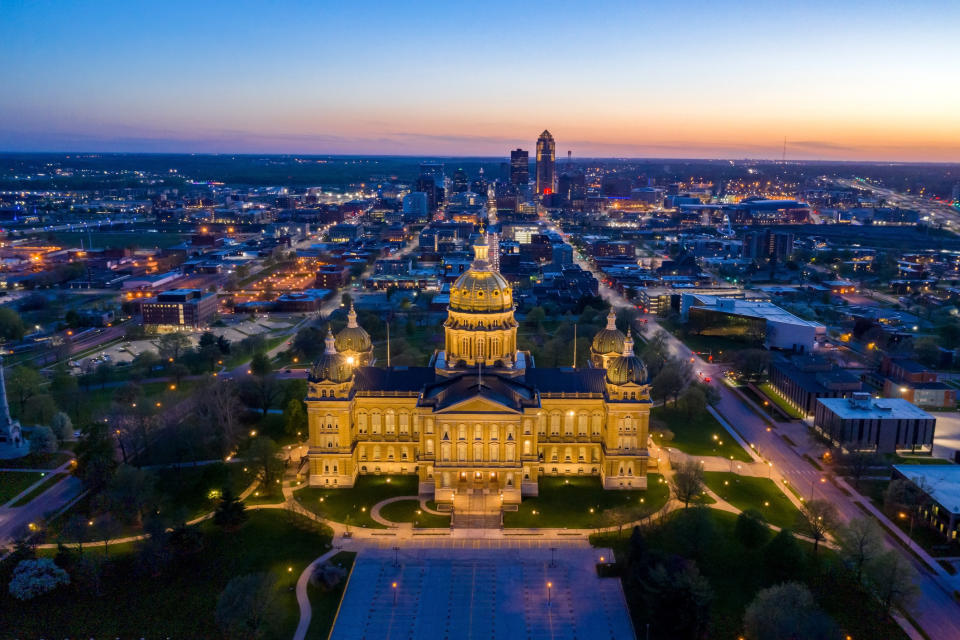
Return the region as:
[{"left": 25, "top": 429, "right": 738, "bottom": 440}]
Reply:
[{"left": 8, "top": 558, "right": 70, "bottom": 600}]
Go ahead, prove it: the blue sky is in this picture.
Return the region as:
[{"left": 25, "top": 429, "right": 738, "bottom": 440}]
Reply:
[{"left": 1, "top": 0, "right": 958, "bottom": 160}]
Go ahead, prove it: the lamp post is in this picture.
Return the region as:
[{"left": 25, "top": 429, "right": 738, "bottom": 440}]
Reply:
[
  {"left": 547, "top": 581, "right": 552, "bottom": 607},
  {"left": 392, "top": 581, "right": 398, "bottom": 606},
  {"left": 550, "top": 547, "right": 557, "bottom": 568},
  {"left": 393, "top": 545, "right": 400, "bottom": 568}
]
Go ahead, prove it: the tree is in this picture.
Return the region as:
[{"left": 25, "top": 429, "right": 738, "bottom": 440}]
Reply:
[
  {"left": 250, "top": 351, "right": 272, "bottom": 377},
  {"left": 62, "top": 514, "right": 91, "bottom": 555},
  {"left": 836, "top": 517, "right": 884, "bottom": 584},
  {"left": 50, "top": 411, "right": 73, "bottom": 441},
  {"left": 92, "top": 514, "right": 122, "bottom": 554},
  {"left": 796, "top": 499, "right": 838, "bottom": 555},
  {"left": 74, "top": 423, "right": 117, "bottom": 493},
  {"left": 640, "top": 331, "right": 671, "bottom": 377},
  {"left": 23, "top": 394, "right": 57, "bottom": 426},
  {"left": 29, "top": 425, "right": 58, "bottom": 456},
  {"left": 735, "top": 509, "right": 770, "bottom": 549},
  {"left": 670, "top": 460, "right": 705, "bottom": 508},
  {"left": 213, "top": 487, "right": 248, "bottom": 530},
  {"left": 158, "top": 332, "right": 191, "bottom": 362},
  {"left": 884, "top": 477, "right": 931, "bottom": 532},
  {"left": 643, "top": 559, "right": 713, "bottom": 640},
  {"left": 194, "top": 379, "right": 244, "bottom": 456},
  {"left": 743, "top": 582, "right": 838, "bottom": 640},
  {"left": 0, "top": 306, "right": 26, "bottom": 341},
  {"left": 677, "top": 386, "right": 706, "bottom": 418},
  {"left": 836, "top": 449, "right": 881, "bottom": 491},
  {"left": 105, "top": 465, "right": 157, "bottom": 526},
  {"left": 310, "top": 562, "right": 347, "bottom": 591},
  {"left": 283, "top": 398, "right": 307, "bottom": 438},
  {"left": 763, "top": 529, "right": 804, "bottom": 585},
  {"left": 6, "top": 366, "right": 44, "bottom": 417},
  {"left": 7, "top": 558, "right": 70, "bottom": 600},
  {"left": 50, "top": 363, "right": 81, "bottom": 422},
  {"left": 241, "top": 375, "right": 283, "bottom": 417},
  {"left": 248, "top": 436, "right": 283, "bottom": 489},
  {"left": 732, "top": 348, "right": 770, "bottom": 382},
  {"left": 913, "top": 337, "right": 940, "bottom": 368},
  {"left": 215, "top": 572, "right": 281, "bottom": 640},
  {"left": 866, "top": 551, "right": 919, "bottom": 614},
  {"left": 652, "top": 364, "right": 684, "bottom": 406}
]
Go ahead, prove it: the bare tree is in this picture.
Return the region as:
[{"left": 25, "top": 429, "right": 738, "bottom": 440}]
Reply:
[
  {"left": 195, "top": 379, "right": 244, "bottom": 456},
  {"left": 836, "top": 517, "right": 884, "bottom": 584},
  {"left": 795, "top": 499, "right": 838, "bottom": 555},
  {"left": 670, "top": 460, "right": 706, "bottom": 508},
  {"left": 866, "top": 551, "right": 919, "bottom": 614}
]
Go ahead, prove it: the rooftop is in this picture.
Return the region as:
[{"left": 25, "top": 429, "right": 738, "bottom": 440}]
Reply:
[
  {"left": 817, "top": 396, "right": 934, "bottom": 420},
  {"left": 685, "top": 294, "right": 824, "bottom": 328},
  {"left": 893, "top": 465, "right": 960, "bottom": 515}
]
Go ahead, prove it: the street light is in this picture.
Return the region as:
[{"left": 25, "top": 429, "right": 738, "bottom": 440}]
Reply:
[{"left": 547, "top": 581, "right": 553, "bottom": 606}]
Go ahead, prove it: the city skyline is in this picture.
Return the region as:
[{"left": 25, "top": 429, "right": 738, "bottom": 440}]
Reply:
[{"left": 1, "top": 1, "right": 958, "bottom": 162}]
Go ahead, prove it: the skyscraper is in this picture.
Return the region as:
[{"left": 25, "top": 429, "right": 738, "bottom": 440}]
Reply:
[
  {"left": 535, "top": 130, "right": 556, "bottom": 196},
  {"left": 509, "top": 149, "right": 529, "bottom": 187}
]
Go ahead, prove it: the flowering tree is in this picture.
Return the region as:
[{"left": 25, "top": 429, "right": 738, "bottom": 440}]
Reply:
[{"left": 8, "top": 558, "right": 70, "bottom": 600}]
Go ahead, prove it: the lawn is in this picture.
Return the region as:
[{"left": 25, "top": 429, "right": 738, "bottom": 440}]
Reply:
[
  {"left": 757, "top": 382, "right": 805, "bottom": 419},
  {"left": 590, "top": 508, "right": 908, "bottom": 640},
  {"left": 703, "top": 472, "right": 801, "bottom": 530},
  {"left": 378, "top": 499, "right": 450, "bottom": 528},
  {"left": 152, "top": 462, "right": 255, "bottom": 520},
  {"left": 294, "top": 474, "right": 419, "bottom": 529},
  {"left": 306, "top": 551, "right": 356, "bottom": 640},
  {"left": 652, "top": 406, "right": 752, "bottom": 462},
  {"left": 9, "top": 472, "right": 67, "bottom": 507},
  {"left": 503, "top": 474, "right": 670, "bottom": 529},
  {"left": 0, "top": 451, "right": 73, "bottom": 470},
  {"left": 0, "top": 471, "right": 44, "bottom": 504},
  {"left": 0, "top": 511, "right": 332, "bottom": 639}
]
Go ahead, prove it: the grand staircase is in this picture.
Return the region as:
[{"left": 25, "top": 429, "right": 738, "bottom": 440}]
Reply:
[{"left": 452, "top": 490, "right": 502, "bottom": 529}]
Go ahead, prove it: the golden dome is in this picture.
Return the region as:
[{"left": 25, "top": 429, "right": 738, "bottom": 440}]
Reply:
[
  {"left": 309, "top": 329, "right": 352, "bottom": 383},
  {"left": 606, "top": 332, "right": 648, "bottom": 386},
  {"left": 335, "top": 304, "right": 372, "bottom": 353},
  {"left": 448, "top": 232, "right": 513, "bottom": 313},
  {"left": 592, "top": 309, "right": 626, "bottom": 355}
]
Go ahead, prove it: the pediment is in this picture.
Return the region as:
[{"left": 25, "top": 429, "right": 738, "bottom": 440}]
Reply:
[{"left": 434, "top": 394, "right": 521, "bottom": 414}]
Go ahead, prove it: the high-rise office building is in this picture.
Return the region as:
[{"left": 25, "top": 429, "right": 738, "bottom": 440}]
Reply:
[
  {"left": 509, "top": 149, "right": 529, "bottom": 187},
  {"left": 535, "top": 130, "right": 556, "bottom": 196},
  {"left": 417, "top": 162, "right": 446, "bottom": 210},
  {"left": 742, "top": 230, "right": 794, "bottom": 264},
  {"left": 452, "top": 168, "right": 469, "bottom": 194}
]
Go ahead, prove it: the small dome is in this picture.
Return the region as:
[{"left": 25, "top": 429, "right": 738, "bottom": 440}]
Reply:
[
  {"left": 335, "top": 304, "right": 371, "bottom": 353},
  {"left": 606, "top": 332, "right": 648, "bottom": 385},
  {"left": 310, "top": 329, "right": 352, "bottom": 383},
  {"left": 592, "top": 309, "right": 625, "bottom": 355}
]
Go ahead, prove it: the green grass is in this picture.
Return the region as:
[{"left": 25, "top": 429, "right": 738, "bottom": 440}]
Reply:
[
  {"left": 703, "top": 472, "right": 802, "bottom": 530},
  {"left": 294, "top": 474, "right": 419, "bottom": 529},
  {"left": 503, "top": 474, "right": 670, "bottom": 529},
  {"left": 246, "top": 482, "right": 287, "bottom": 505},
  {"left": 306, "top": 551, "right": 356, "bottom": 640},
  {"left": 0, "top": 451, "right": 73, "bottom": 470},
  {"left": 0, "top": 470, "right": 44, "bottom": 503},
  {"left": 9, "top": 472, "right": 67, "bottom": 506},
  {"left": 0, "top": 510, "right": 332, "bottom": 639},
  {"left": 651, "top": 406, "right": 752, "bottom": 462},
  {"left": 590, "top": 508, "right": 908, "bottom": 640},
  {"left": 757, "top": 382, "right": 805, "bottom": 419},
  {"left": 378, "top": 499, "right": 451, "bottom": 528},
  {"left": 152, "top": 463, "right": 255, "bottom": 521}
]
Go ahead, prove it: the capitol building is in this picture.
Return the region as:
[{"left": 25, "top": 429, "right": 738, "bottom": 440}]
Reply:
[{"left": 305, "top": 231, "right": 651, "bottom": 504}]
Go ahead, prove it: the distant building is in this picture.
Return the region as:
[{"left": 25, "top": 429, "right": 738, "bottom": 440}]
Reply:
[
  {"left": 552, "top": 243, "right": 573, "bottom": 267},
  {"left": 316, "top": 264, "right": 349, "bottom": 290},
  {"left": 681, "top": 294, "right": 825, "bottom": 353},
  {"left": 742, "top": 230, "right": 794, "bottom": 264},
  {"left": 510, "top": 149, "right": 529, "bottom": 187},
  {"left": 769, "top": 355, "right": 863, "bottom": 417},
  {"left": 402, "top": 192, "right": 429, "bottom": 221},
  {"left": 880, "top": 356, "right": 956, "bottom": 409},
  {"left": 814, "top": 393, "right": 935, "bottom": 454},
  {"left": 141, "top": 289, "right": 217, "bottom": 329},
  {"left": 535, "top": 130, "right": 556, "bottom": 196}
]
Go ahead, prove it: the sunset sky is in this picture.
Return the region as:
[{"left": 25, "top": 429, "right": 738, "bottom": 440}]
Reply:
[{"left": 1, "top": 0, "right": 958, "bottom": 161}]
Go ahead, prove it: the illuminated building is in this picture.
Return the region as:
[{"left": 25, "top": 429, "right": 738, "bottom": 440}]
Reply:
[
  {"left": 535, "top": 130, "right": 556, "bottom": 196},
  {"left": 305, "top": 232, "right": 652, "bottom": 505}
]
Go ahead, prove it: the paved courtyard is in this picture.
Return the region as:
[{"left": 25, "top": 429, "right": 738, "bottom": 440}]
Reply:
[{"left": 329, "top": 545, "right": 633, "bottom": 640}]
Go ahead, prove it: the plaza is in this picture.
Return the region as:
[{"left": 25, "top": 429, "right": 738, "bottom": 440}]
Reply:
[{"left": 329, "top": 545, "right": 633, "bottom": 640}]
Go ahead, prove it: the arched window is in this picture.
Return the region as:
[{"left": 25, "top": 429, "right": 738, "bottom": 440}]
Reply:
[
  {"left": 426, "top": 439, "right": 435, "bottom": 455},
  {"left": 458, "top": 424, "right": 466, "bottom": 441},
  {"left": 577, "top": 413, "right": 587, "bottom": 436},
  {"left": 489, "top": 442, "right": 499, "bottom": 461},
  {"left": 505, "top": 442, "right": 516, "bottom": 462},
  {"left": 457, "top": 442, "right": 467, "bottom": 461},
  {"left": 371, "top": 412, "right": 382, "bottom": 434},
  {"left": 474, "top": 424, "right": 483, "bottom": 440},
  {"left": 473, "top": 442, "right": 483, "bottom": 461},
  {"left": 441, "top": 442, "right": 451, "bottom": 461},
  {"left": 385, "top": 410, "right": 396, "bottom": 434},
  {"left": 522, "top": 440, "right": 532, "bottom": 455}
]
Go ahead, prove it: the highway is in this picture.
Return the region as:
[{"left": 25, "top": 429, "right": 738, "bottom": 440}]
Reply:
[{"left": 834, "top": 177, "right": 960, "bottom": 231}]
